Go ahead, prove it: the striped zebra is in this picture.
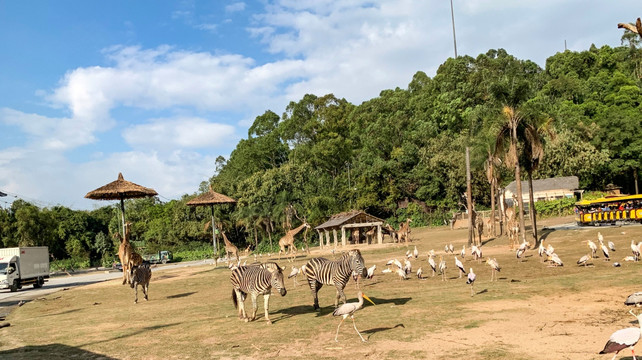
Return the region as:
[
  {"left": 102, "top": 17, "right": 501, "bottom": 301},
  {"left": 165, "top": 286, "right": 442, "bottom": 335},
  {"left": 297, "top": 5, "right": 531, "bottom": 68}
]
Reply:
[
  {"left": 303, "top": 249, "right": 367, "bottom": 310},
  {"left": 130, "top": 261, "right": 152, "bottom": 304},
  {"left": 230, "top": 262, "right": 287, "bottom": 324}
]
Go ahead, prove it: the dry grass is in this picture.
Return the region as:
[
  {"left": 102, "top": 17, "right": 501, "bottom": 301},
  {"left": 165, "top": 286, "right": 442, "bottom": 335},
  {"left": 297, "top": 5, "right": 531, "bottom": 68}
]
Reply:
[{"left": 1, "top": 216, "right": 642, "bottom": 359}]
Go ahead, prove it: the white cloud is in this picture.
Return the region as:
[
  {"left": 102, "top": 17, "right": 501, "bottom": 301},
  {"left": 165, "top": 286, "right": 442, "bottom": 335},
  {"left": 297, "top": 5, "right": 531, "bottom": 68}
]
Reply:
[
  {"left": 123, "top": 117, "right": 237, "bottom": 150},
  {"left": 225, "top": 2, "right": 246, "bottom": 13}
]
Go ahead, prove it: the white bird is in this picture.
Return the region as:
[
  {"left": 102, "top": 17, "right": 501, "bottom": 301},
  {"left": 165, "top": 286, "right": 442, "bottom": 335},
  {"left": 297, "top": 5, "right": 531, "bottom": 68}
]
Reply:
[
  {"left": 577, "top": 254, "right": 591, "bottom": 267},
  {"left": 609, "top": 241, "right": 616, "bottom": 252},
  {"left": 598, "top": 231, "right": 604, "bottom": 244},
  {"left": 438, "top": 256, "right": 447, "bottom": 281},
  {"left": 600, "top": 240, "right": 611, "bottom": 261},
  {"left": 599, "top": 310, "right": 642, "bottom": 360},
  {"left": 516, "top": 247, "right": 525, "bottom": 262},
  {"left": 413, "top": 246, "right": 419, "bottom": 259},
  {"left": 538, "top": 241, "right": 547, "bottom": 258},
  {"left": 288, "top": 266, "right": 300, "bottom": 287},
  {"left": 471, "top": 245, "right": 483, "bottom": 262},
  {"left": 587, "top": 239, "right": 598, "bottom": 258},
  {"left": 631, "top": 240, "right": 640, "bottom": 259},
  {"left": 466, "top": 268, "right": 476, "bottom": 296},
  {"left": 386, "top": 259, "right": 395, "bottom": 266},
  {"left": 455, "top": 256, "right": 466, "bottom": 278},
  {"left": 428, "top": 254, "right": 436, "bottom": 277},
  {"left": 460, "top": 245, "right": 466, "bottom": 259},
  {"left": 428, "top": 249, "right": 436, "bottom": 257},
  {"left": 486, "top": 258, "right": 500, "bottom": 281},
  {"left": 406, "top": 253, "right": 413, "bottom": 259},
  {"left": 625, "top": 292, "right": 642, "bottom": 307},
  {"left": 382, "top": 268, "right": 393, "bottom": 274},
  {"left": 449, "top": 244, "right": 455, "bottom": 253},
  {"left": 393, "top": 259, "right": 403, "bottom": 270},
  {"left": 406, "top": 250, "right": 411, "bottom": 257},
  {"left": 404, "top": 259, "right": 412, "bottom": 275},
  {"left": 395, "top": 267, "right": 408, "bottom": 280},
  {"left": 333, "top": 291, "right": 376, "bottom": 343},
  {"left": 624, "top": 256, "right": 639, "bottom": 262},
  {"left": 416, "top": 267, "right": 423, "bottom": 279},
  {"left": 366, "top": 264, "right": 376, "bottom": 279},
  {"left": 444, "top": 244, "right": 450, "bottom": 253},
  {"left": 549, "top": 253, "right": 564, "bottom": 267}
]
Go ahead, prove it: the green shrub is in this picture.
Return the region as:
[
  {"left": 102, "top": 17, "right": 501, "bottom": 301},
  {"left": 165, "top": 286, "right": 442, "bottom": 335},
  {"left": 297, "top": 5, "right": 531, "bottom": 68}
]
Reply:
[
  {"left": 50, "top": 257, "right": 91, "bottom": 271},
  {"left": 533, "top": 197, "right": 576, "bottom": 218}
]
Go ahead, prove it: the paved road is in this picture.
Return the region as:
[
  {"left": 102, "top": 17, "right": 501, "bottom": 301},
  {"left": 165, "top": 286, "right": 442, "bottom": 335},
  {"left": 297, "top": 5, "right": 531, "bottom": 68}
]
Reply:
[{"left": 0, "top": 259, "right": 216, "bottom": 317}]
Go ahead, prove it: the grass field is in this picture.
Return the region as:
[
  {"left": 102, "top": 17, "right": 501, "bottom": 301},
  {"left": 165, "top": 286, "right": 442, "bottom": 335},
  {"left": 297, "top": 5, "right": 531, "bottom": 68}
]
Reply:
[{"left": 1, "top": 216, "right": 642, "bottom": 359}]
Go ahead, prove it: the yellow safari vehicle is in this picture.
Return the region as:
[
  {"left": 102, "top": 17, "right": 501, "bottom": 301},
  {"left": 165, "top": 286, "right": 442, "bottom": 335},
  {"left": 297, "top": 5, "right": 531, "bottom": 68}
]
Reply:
[{"left": 575, "top": 194, "right": 642, "bottom": 226}]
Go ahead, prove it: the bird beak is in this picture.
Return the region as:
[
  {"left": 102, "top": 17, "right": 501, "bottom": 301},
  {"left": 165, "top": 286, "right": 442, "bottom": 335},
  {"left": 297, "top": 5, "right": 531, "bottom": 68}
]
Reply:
[{"left": 362, "top": 294, "right": 375, "bottom": 306}]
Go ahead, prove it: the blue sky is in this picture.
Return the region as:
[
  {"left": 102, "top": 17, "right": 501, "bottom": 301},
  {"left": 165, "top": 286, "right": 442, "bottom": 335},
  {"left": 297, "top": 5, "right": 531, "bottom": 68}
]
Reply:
[{"left": 0, "top": 0, "right": 640, "bottom": 210}]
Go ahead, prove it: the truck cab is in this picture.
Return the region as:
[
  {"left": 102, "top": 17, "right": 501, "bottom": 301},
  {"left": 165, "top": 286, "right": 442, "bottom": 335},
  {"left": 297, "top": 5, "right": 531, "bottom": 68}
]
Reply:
[{"left": 0, "top": 256, "right": 21, "bottom": 291}]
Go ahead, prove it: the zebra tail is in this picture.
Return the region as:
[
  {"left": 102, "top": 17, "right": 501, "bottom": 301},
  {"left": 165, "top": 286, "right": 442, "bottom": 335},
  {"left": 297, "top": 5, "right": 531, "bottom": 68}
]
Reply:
[{"left": 232, "top": 290, "right": 238, "bottom": 309}]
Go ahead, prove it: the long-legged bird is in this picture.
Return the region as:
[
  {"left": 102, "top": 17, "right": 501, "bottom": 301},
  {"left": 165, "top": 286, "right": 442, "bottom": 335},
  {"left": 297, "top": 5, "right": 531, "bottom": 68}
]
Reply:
[{"left": 333, "top": 291, "right": 376, "bottom": 343}]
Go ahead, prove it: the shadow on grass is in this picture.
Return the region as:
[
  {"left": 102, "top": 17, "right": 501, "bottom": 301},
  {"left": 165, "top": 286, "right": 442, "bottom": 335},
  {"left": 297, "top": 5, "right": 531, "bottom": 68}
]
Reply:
[
  {"left": 166, "top": 292, "right": 197, "bottom": 299},
  {"left": 362, "top": 323, "right": 405, "bottom": 336},
  {"left": 40, "top": 308, "right": 82, "bottom": 318},
  {"left": 368, "top": 296, "right": 411, "bottom": 306},
  {"left": 79, "top": 322, "right": 182, "bottom": 347},
  {"left": 477, "top": 289, "right": 488, "bottom": 295},
  {"left": 0, "top": 343, "right": 118, "bottom": 359}
]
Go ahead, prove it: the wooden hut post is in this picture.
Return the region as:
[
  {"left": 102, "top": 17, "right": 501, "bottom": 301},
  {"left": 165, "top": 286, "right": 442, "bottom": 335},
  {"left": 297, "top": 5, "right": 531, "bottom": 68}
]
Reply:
[
  {"left": 377, "top": 224, "right": 382, "bottom": 244},
  {"left": 341, "top": 226, "right": 346, "bottom": 247},
  {"left": 317, "top": 230, "right": 323, "bottom": 249},
  {"left": 324, "top": 230, "right": 330, "bottom": 248},
  {"left": 333, "top": 228, "right": 339, "bottom": 247}
]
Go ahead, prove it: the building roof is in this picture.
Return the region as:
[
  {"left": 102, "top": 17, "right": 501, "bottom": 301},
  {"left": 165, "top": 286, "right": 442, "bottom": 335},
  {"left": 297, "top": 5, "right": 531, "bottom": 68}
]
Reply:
[
  {"left": 505, "top": 176, "right": 579, "bottom": 195},
  {"left": 314, "top": 210, "right": 385, "bottom": 230}
]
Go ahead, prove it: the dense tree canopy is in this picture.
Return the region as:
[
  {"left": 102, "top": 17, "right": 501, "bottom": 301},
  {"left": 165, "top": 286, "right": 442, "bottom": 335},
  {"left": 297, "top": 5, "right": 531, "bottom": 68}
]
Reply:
[{"left": 2, "top": 43, "right": 641, "bottom": 264}]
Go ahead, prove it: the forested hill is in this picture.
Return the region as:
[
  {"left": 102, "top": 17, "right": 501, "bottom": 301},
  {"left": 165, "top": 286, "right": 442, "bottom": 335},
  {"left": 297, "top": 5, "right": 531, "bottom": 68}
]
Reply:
[{"left": 1, "top": 43, "right": 641, "bottom": 265}]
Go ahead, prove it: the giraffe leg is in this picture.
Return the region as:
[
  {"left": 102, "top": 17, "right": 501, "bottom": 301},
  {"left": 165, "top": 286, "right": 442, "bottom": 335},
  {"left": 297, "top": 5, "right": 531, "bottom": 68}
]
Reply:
[{"left": 134, "top": 284, "right": 138, "bottom": 303}]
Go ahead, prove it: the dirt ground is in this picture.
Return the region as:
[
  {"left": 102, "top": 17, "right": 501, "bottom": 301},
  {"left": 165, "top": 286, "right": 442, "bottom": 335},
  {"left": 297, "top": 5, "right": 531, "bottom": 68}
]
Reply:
[{"left": 2, "top": 215, "right": 642, "bottom": 360}]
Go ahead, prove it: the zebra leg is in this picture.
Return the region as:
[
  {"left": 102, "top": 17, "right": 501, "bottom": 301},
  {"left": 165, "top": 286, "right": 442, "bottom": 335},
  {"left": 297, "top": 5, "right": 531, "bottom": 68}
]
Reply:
[
  {"left": 335, "top": 285, "right": 347, "bottom": 308},
  {"left": 234, "top": 289, "right": 246, "bottom": 320},
  {"left": 308, "top": 279, "right": 322, "bottom": 310},
  {"left": 263, "top": 294, "right": 272, "bottom": 324},
  {"left": 143, "top": 283, "right": 149, "bottom": 301},
  {"left": 249, "top": 293, "right": 258, "bottom": 322},
  {"left": 134, "top": 284, "right": 139, "bottom": 304}
]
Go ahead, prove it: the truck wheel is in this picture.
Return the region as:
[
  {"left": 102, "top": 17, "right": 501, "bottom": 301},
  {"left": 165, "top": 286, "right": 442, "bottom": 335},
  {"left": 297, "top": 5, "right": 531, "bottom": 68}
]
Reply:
[
  {"left": 161, "top": 259, "right": 167, "bottom": 264},
  {"left": 33, "top": 277, "right": 43, "bottom": 288},
  {"left": 10, "top": 280, "right": 18, "bottom": 292}
]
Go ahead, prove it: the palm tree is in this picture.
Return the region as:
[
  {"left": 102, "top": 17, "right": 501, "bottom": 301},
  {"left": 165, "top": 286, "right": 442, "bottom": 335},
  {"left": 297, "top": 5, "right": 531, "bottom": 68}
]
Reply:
[
  {"left": 522, "top": 118, "right": 553, "bottom": 246},
  {"left": 495, "top": 106, "right": 527, "bottom": 243}
]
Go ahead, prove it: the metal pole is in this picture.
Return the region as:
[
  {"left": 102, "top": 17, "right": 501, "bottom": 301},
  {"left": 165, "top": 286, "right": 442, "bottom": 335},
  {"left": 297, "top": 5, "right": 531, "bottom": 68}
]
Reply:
[
  {"left": 450, "top": 0, "right": 458, "bottom": 58},
  {"left": 211, "top": 206, "right": 218, "bottom": 267}
]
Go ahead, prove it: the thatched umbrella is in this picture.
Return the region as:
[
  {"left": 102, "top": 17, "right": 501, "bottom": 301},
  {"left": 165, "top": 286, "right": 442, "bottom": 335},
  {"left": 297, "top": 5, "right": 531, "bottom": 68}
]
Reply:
[
  {"left": 85, "top": 173, "right": 158, "bottom": 237},
  {"left": 186, "top": 185, "right": 236, "bottom": 266}
]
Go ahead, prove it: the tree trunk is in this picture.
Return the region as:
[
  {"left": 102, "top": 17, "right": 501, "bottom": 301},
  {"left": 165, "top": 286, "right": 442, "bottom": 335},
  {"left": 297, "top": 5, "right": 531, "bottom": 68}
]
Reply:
[
  {"left": 490, "top": 178, "right": 496, "bottom": 237},
  {"left": 514, "top": 164, "right": 526, "bottom": 243},
  {"left": 528, "top": 172, "right": 538, "bottom": 247},
  {"left": 466, "top": 147, "right": 473, "bottom": 247},
  {"left": 635, "top": 169, "right": 639, "bottom": 195}
]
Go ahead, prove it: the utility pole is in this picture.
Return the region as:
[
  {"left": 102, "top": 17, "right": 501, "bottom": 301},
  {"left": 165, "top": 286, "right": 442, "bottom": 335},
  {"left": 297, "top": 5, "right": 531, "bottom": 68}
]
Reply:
[{"left": 450, "top": 0, "right": 458, "bottom": 57}]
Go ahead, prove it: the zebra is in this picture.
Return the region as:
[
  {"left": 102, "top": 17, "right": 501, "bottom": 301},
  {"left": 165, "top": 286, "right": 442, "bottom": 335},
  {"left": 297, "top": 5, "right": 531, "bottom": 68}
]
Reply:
[
  {"left": 303, "top": 249, "right": 368, "bottom": 310},
  {"left": 230, "top": 262, "right": 287, "bottom": 324},
  {"left": 130, "top": 261, "right": 152, "bottom": 303}
]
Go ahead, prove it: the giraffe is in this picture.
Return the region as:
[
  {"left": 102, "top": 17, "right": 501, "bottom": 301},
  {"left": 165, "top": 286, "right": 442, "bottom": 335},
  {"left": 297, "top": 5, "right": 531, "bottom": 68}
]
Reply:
[
  {"left": 398, "top": 218, "right": 412, "bottom": 245},
  {"left": 117, "top": 223, "right": 142, "bottom": 285},
  {"left": 365, "top": 227, "right": 376, "bottom": 244},
  {"left": 278, "top": 222, "right": 311, "bottom": 262},
  {"left": 221, "top": 231, "right": 240, "bottom": 265}
]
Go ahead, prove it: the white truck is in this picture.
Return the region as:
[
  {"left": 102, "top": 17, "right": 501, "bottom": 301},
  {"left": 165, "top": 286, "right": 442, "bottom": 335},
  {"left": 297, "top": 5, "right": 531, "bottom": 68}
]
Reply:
[{"left": 0, "top": 247, "right": 49, "bottom": 292}]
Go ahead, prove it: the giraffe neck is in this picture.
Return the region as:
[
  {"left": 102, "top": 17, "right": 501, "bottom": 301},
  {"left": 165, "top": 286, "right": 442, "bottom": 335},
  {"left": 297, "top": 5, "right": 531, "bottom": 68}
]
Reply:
[{"left": 289, "top": 223, "right": 307, "bottom": 236}]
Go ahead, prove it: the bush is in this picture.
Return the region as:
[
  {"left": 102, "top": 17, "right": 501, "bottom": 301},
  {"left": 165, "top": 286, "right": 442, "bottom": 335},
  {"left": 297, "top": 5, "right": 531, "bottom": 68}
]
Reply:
[
  {"left": 533, "top": 197, "right": 576, "bottom": 218},
  {"left": 50, "top": 257, "right": 91, "bottom": 271}
]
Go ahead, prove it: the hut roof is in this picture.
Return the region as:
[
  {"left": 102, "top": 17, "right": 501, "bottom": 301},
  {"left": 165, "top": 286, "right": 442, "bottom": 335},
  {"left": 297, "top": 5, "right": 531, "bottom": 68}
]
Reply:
[
  {"left": 505, "top": 176, "right": 579, "bottom": 195},
  {"left": 85, "top": 173, "right": 158, "bottom": 200},
  {"left": 186, "top": 186, "right": 236, "bottom": 206},
  {"left": 314, "top": 210, "right": 385, "bottom": 230},
  {"left": 0, "top": 191, "right": 6, "bottom": 197}
]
